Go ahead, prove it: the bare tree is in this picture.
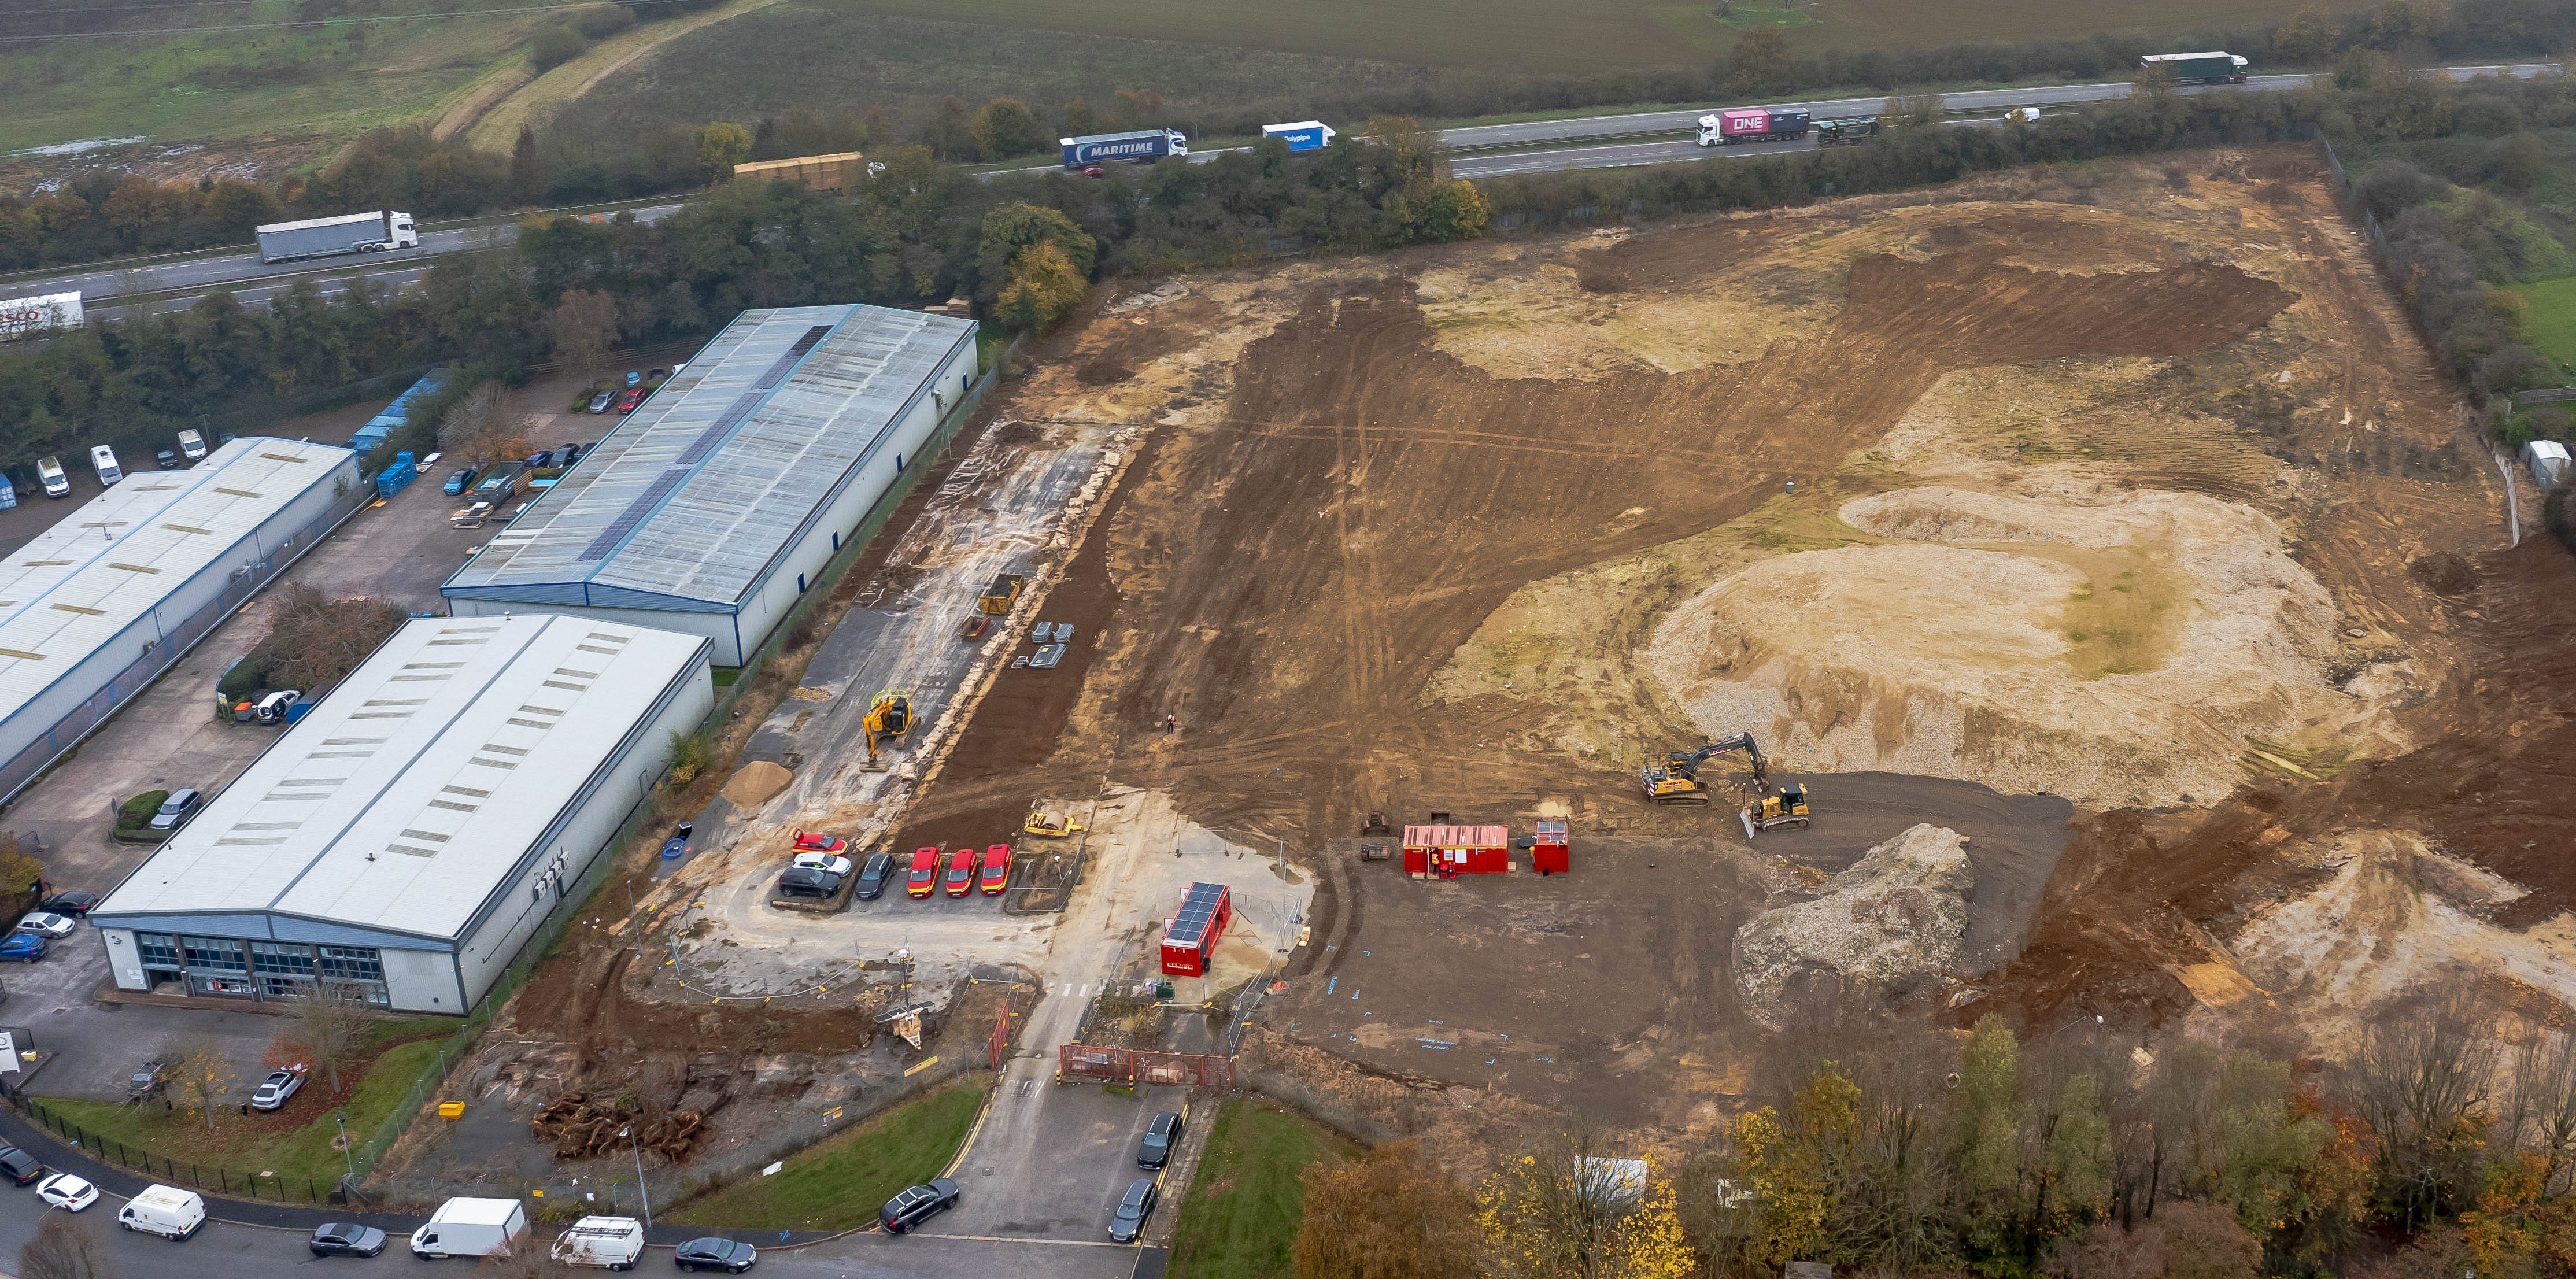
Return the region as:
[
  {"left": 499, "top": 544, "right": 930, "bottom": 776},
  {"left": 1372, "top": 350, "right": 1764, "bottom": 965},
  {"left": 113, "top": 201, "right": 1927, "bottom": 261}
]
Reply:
[
  {"left": 1886, "top": 88, "right": 1945, "bottom": 130},
  {"left": 287, "top": 980, "right": 379, "bottom": 1095},
  {"left": 263, "top": 586, "right": 406, "bottom": 693},
  {"left": 2507, "top": 1031, "right": 2576, "bottom": 1193},
  {"left": 161, "top": 1034, "right": 238, "bottom": 1131},
  {"left": 17, "top": 1212, "right": 111, "bottom": 1279},
  {"left": 442, "top": 384, "right": 535, "bottom": 473},
  {"left": 548, "top": 288, "right": 619, "bottom": 380},
  {"left": 2348, "top": 992, "right": 2499, "bottom": 1229}
]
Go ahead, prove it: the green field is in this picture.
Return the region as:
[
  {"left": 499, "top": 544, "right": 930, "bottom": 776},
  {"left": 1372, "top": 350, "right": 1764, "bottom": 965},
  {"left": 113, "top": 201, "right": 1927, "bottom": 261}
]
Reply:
[
  {"left": 37, "top": 1032, "right": 446, "bottom": 1192},
  {"left": 2511, "top": 276, "right": 2576, "bottom": 374},
  {"left": 669, "top": 1081, "right": 984, "bottom": 1230},
  {"left": 1167, "top": 1101, "right": 1355, "bottom": 1279}
]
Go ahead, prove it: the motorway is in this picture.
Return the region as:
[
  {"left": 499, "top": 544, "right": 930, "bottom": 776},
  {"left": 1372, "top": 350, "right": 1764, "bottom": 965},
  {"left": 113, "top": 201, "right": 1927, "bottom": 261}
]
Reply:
[{"left": 14, "top": 60, "right": 2559, "bottom": 317}]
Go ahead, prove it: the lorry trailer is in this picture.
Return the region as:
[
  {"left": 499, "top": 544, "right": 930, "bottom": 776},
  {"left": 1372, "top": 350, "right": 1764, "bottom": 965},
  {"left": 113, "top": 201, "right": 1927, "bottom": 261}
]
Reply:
[
  {"left": 1261, "top": 121, "right": 1337, "bottom": 153},
  {"left": 2139, "top": 51, "right": 2249, "bottom": 84},
  {"left": 0, "top": 293, "right": 83, "bottom": 342},
  {"left": 1060, "top": 128, "right": 1188, "bottom": 168},
  {"left": 1814, "top": 116, "right": 1881, "bottom": 146},
  {"left": 254, "top": 210, "right": 418, "bottom": 264},
  {"left": 1697, "top": 107, "right": 1812, "bottom": 146}
]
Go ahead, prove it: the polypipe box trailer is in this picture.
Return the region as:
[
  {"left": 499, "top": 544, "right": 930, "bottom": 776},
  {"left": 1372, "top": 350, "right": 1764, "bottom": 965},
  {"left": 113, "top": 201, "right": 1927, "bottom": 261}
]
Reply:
[
  {"left": 1261, "top": 121, "right": 1337, "bottom": 153},
  {"left": 1061, "top": 128, "right": 1188, "bottom": 168},
  {"left": 2140, "top": 51, "right": 2249, "bottom": 84},
  {"left": 254, "top": 210, "right": 419, "bottom": 264},
  {"left": 1697, "top": 107, "right": 1812, "bottom": 146},
  {"left": 0, "top": 292, "right": 83, "bottom": 342}
]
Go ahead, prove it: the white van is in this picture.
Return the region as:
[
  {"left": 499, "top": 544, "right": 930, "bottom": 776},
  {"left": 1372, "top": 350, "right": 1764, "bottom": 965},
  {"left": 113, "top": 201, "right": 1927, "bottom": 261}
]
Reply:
[
  {"left": 116, "top": 1184, "right": 206, "bottom": 1240},
  {"left": 549, "top": 1215, "right": 646, "bottom": 1270},
  {"left": 411, "top": 1197, "right": 530, "bottom": 1260},
  {"left": 176, "top": 427, "right": 207, "bottom": 462},
  {"left": 35, "top": 456, "right": 67, "bottom": 498},
  {"left": 90, "top": 445, "right": 121, "bottom": 487}
]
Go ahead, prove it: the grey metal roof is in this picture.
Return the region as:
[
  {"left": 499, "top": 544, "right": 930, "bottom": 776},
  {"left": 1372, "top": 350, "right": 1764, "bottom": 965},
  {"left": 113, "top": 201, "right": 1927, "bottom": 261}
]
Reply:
[{"left": 443, "top": 305, "right": 975, "bottom": 612}]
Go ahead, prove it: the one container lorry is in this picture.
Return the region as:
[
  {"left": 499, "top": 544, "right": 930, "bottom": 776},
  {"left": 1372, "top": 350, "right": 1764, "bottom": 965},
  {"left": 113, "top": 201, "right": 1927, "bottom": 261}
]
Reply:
[
  {"left": 549, "top": 1215, "right": 647, "bottom": 1270},
  {"left": 1696, "top": 107, "right": 1812, "bottom": 146},
  {"left": 2139, "top": 51, "right": 2249, "bottom": 84},
  {"left": 254, "top": 211, "right": 419, "bottom": 264},
  {"left": 409, "top": 1197, "right": 530, "bottom": 1260},
  {"left": 0, "top": 292, "right": 83, "bottom": 343},
  {"left": 1261, "top": 121, "right": 1337, "bottom": 153},
  {"left": 1060, "top": 128, "right": 1188, "bottom": 168}
]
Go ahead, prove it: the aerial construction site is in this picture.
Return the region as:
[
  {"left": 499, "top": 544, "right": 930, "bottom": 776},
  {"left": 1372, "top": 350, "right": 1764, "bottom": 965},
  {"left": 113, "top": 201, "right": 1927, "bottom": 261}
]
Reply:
[{"left": 389, "top": 141, "right": 2570, "bottom": 1191}]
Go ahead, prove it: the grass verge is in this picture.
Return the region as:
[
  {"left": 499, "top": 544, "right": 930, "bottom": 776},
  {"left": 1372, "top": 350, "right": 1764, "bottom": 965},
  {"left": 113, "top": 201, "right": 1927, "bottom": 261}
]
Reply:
[
  {"left": 1167, "top": 1100, "right": 1355, "bottom": 1279},
  {"left": 2510, "top": 276, "right": 2576, "bottom": 378},
  {"left": 668, "top": 1081, "right": 983, "bottom": 1230}
]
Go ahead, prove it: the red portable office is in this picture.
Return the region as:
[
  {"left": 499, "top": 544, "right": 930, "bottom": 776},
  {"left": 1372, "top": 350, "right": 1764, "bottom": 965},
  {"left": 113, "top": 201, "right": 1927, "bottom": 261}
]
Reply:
[{"left": 1160, "top": 881, "right": 1232, "bottom": 977}]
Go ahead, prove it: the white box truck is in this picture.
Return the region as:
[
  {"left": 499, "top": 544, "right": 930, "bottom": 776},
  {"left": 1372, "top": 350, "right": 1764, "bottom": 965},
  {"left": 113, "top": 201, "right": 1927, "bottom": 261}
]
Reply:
[
  {"left": 0, "top": 292, "right": 83, "bottom": 342},
  {"left": 35, "top": 455, "right": 68, "bottom": 497},
  {"left": 550, "top": 1215, "right": 646, "bottom": 1270},
  {"left": 410, "top": 1197, "right": 530, "bottom": 1260},
  {"left": 254, "top": 211, "right": 419, "bottom": 264},
  {"left": 176, "top": 427, "right": 208, "bottom": 461},
  {"left": 90, "top": 445, "right": 121, "bottom": 487},
  {"left": 116, "top": 1184, "right": 206, "bottom": 1240}
]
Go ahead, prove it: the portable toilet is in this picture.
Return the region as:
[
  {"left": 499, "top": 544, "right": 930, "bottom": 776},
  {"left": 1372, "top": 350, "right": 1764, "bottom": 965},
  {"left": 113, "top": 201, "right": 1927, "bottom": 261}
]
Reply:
[{"left": 1531, "top": 819, "right": 1569, "bottom": 875}]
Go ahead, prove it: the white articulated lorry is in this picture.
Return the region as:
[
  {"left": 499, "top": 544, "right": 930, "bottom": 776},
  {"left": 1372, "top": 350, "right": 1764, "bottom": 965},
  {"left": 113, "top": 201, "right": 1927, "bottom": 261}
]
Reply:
[{"left": 254, "top": 210, "right": 418, "bottom": 264}]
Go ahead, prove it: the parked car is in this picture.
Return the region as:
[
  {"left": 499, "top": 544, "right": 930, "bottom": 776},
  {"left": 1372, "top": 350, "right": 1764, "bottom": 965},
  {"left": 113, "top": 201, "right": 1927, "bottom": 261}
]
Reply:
[
  {"left": 249, "top": 1066, "right": 305, "bottom": 1112},
  {"left": 560, "top": 442, "right": 587, "bottom": 466},
  {"left": 523, "top": 449, "right": 556, "bottom": 470},
  {"left": 0, "top": 1145, "right": 45, "bottom": 1185},
  {"left": 116, "top": 1184, "right": 205, "bottom": 1239},
  {"left": 148, "top": 788, "right": 205, "bottom": 831},
  {"left": 943, "top": 848, "right": 974, "bottom": 897},
  {"left": 853, "top": 852, "right": 895, "bottom": 901},
  {"left": 254, "top": 690, "right": 302, "bottom": 724},
  {"left": 777, "top": 867, "right": 841, "bottom": 900},
  {"left": 586, "top": 389, "right": 614, "bottom": 414},
  {"left": 878, "top": 1179, "right": 959, "bottom": 1234},
  {"left": 792, "top": 830, "right": 846, "bottom": 854},
  {"left": 128, "top": 1060, "right": 168, "bottom": 1100},
  {"left": 1137, "top": 1111, "right": 1184, "bottom": 1169},
  {"left": 1083, "top": 165, "right": 1106, "bottom": 178},
  {"left": 979, "top": 844, "right": 1011, "bottom": 895},
  {"left": 35, "top": 456, "right": 68, "bottom": 498},
  {"left": 0, "top": 933, "right": 48, "bottom": 963},
  {"left": 906, "top": 848, "right": 938, "bottom": 899},
  {"left": 1107, "top": 1177, "right": 1158, "bottom": 1243},
  {"left": 672, "top": 1235, "right": 757, "bottom": 1273},
  {"left": 443, "top": 467, "right": 479, "bottom": 496},
  {"left": 644, "top": 368, "right": 670, "bottom": 386},
  {"left": 308, "top": 1221, "right": 388, "bottom": 1258},
  {"left": 13, "top": 912, "right": 72, "bottom": 940},
  {"left": 791, "top": 849, "right": 852, "bottom": 878},
  {"left": 39, "top": 891, "right": 99, "bottom": 917},
  {"left": 155, "top": 449, "right": 180, "bottom": 470},
  {"left": 616, "top": 387, "right": 646, "bottom": 414},
  {"left": 35, "top": 1173, "right": 96, "bottom": 1212}
]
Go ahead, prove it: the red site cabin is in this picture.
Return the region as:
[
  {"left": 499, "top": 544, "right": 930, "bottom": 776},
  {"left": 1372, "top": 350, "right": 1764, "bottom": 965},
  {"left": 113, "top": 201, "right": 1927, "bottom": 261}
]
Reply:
[
  {"left": 1402, "top": 824, "right": 1510, "bottom": 878},
  {"left": 1160, "top": 881, "right": 1232, "bottom": 977},
  {"left": 1532, "top": 819, "right": 1569, "bottom": 875}
]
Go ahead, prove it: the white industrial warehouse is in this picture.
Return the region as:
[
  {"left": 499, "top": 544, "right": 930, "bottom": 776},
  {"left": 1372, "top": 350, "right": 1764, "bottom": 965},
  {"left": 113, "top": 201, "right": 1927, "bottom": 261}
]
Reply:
[
  {"left": 441, "top": 304, "right": 980, "bottom": 665},
  {"left": 0, "top": 437, "right": 359, "bottom": 802},
  {"left": 91, "top": 612, "right": 712, "bottom": 1012}
]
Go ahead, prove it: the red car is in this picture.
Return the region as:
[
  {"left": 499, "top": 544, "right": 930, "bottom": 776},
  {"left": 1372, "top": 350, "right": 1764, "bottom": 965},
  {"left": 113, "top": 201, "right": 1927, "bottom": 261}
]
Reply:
[
  {"left": 944, "top": 848, "right": 975, "bottom": 897},
  {"left": 1082, "top": 165, "right": 1106, "bottom": 178},
  {"left": 615, "top": 386, "right": 645, "bottom": 415},
  {"left": 906, "top": 847, "right": 939, "bottom": 899},
  {"left": 979, "top": 844, "right": 1011, "bottom": 895},
  {"left": 792, "top": 830, "right": 847, "bottom": 853}
]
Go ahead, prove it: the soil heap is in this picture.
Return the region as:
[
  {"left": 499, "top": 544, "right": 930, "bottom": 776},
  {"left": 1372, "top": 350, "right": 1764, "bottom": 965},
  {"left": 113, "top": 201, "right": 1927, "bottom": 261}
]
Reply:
[{"left": 1735, "top": 823, "right": 1974, "bottom": 1027}]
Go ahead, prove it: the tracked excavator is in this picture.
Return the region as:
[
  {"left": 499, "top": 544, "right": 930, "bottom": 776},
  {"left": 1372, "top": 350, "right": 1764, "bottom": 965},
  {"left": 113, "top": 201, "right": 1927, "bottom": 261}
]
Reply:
[
  {"left": 860, "top": 689, "right": 912, "bottom": 773},
  {"left": 1639, "top": 733, "right": 1770, "bottom": 804}
]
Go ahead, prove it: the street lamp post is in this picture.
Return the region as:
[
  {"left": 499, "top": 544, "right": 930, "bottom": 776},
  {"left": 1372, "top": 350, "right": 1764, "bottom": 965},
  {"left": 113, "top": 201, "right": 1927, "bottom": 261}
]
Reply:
[
  {"left": 334, "top": 1110, "right": 357, "bottom": 1196},
  {"left": 619, "top": 1125, "right": 652, "bottom": 1228}
]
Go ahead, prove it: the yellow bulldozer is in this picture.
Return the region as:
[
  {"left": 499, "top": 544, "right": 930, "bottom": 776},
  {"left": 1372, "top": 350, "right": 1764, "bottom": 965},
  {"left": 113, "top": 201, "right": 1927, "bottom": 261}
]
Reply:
[
  {"left": 1740, "top": 784, "right": 1812, "bottom": 837},
  {"left": 1639, "top": 733, "right": 1770, "bottom": 805},
  {"left": 860, "top": 689, "right": 912, "bottom": 773},
  {"left": 1024, "top": 800, "right": 1085, "bottom": 839}
]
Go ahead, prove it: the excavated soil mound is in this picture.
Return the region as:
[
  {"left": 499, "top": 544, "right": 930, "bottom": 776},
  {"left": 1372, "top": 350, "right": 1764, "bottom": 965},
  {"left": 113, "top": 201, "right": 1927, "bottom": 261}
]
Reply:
[
  {"left": 1735, "top": 823, "right": 1974, "bottom": 1028},
  {"left": 720, "top": 760, "right": 793, "bottom": 808},
  {"left": 1653, "top": 486, "right": 2378, "bottom": 807}
]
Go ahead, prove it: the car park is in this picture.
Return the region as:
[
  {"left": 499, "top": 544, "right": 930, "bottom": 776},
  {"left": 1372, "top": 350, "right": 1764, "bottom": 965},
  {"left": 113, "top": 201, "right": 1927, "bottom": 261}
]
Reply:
[
  {"left": 943, "top": 848, "right": 974, "bottom": 897},
  {"left": 148, "top": 788, "right": 205, "bottom": 831},
  {"left": 308, "top": 1222, "right": 388, "bottom": 1258},
  {"left": 616, "top": 387, "right": 646, "bottom": 414},
  {"left": 0, "top": 1146, "right": 44, "bottom": 1185},
  {"left": 36, "top": 1173, "right": 97, "bottom": 1212},
  {"left": 443, "top": 467, "right": 479, "bottom": 495},
  {"left": 854, "top": 852, "right": 895, "bottom": 900},
  {"left": 249, "top": 1066, "right": 305, "bottom": 1111},
  {"left": 906, "top": 848, "right": 938, "bottom": 899},
  {"left": 878, "top": 1179, "right": 959, "bottom": 1234},
  {"left": 673, "top": 1236, "right": 757, "bottom": 1272},
  {"left": 587, "top": 389, "right": 614, "bottom": 414},
  {"left": 791, "top": 849, "right": 852, "bottom": 878},
  {"left": 14, "top": 912, "right": 72, "bottom": 939},
  {"left": 980, "top": 844, "right": 1011, "bottom": 895},
  {"left": 0, "top": 933, "right": 48, "bottom": 963},
  {"left": 40, "top": 892, "right": 99, "bottom": 916},
  {"left": 1108, "top": 1177, "right": 1158, "bottom": 1243},
  {"left": 777, "top": 866, "right": 841, "bottom": 900},
  {"left": 1137, "top": 1110, "right": 1183, "bottom": 1169}
]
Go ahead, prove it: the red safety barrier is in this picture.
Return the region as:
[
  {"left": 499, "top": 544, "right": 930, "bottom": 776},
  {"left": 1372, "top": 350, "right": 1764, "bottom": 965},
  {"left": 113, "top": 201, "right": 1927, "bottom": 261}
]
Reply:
[{"left": 1056, "top": 1044, "right": 1235, "bottom": 1088}]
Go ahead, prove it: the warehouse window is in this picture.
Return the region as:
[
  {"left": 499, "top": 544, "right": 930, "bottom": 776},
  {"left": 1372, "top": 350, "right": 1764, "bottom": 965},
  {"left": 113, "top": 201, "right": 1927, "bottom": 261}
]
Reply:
[
  {"left": 250, "top": 941, "right": 315, "bottom": 977},
  {"left": 136, "top": 933, "right": 179, "bottom": 969},
  {"left": 180, "top": 936, "right": 245, "bottom": 973},
  {"left": 316, "top": 945, "right": 383, "bottom": 983}
]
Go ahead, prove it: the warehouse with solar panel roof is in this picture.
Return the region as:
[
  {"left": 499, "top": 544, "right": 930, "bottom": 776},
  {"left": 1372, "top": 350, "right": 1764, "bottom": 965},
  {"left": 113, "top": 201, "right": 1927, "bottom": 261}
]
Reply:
[{"left": 441, "top": 304, "right": 979, "bottom": 665}]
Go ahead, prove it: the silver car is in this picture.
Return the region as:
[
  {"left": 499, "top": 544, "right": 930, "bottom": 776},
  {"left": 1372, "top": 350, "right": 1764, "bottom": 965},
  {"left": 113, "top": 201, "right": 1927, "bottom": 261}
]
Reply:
[{"left": 249, "top": 1067, "right": 304, "bottom": 1112}]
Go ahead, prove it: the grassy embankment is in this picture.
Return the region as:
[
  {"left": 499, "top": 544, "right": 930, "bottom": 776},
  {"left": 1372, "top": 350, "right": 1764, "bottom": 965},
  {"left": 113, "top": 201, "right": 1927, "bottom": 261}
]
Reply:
[
  {"left": 1167, "top": 1101, "right": 1355, "bottom": 1279},
  {"left": 668, "top": 1081, "right": 984, "bottom": 1230}
]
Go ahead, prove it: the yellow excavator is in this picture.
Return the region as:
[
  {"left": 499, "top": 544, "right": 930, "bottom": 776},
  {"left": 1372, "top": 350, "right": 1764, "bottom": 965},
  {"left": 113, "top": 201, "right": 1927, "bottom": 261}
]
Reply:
[
  {"left": 860, "top": 689, "right": 912, "bottom": 773},
  {"left": 1639, "top": 733, "right": 1769, "bottom": 805}
]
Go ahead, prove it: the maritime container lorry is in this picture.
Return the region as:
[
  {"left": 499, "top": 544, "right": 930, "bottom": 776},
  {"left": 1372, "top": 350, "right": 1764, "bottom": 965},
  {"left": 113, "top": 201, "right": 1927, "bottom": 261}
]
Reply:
[
  {"left": 1060, "top": 128, "right": 1188, "bottom": 168},
  {"left": 254, "top": 211, "right": 418, "bottom": 264}
]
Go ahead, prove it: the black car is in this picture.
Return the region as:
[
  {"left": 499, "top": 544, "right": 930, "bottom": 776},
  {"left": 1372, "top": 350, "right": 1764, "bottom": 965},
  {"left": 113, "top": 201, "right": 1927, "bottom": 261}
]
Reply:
[
  {"left": 853, "top": 852, "right": 895, "bottom": 901},
  {"left": 776, "top": 866, "right": 841, "bottom": 900},
  {"left": 154, "top": 449, "right": 179, "bottom": 470},
  {"left": 308, "top": 1222, "right": 387, "bottom": 1257},
  {"left": 1108, "top": 1177, "right": 1158, "bottom": 1243},
  {"left": 674, "top": 1236, "right": 758, "bottom": 1272},
  {"left": 879, "top": 1178, "right": 959, "bottom": 1234},
  {"left": 0, "top": 1146, "right": 43, "bottom": 1186},
  {"left": 39, "top": 892, "right": 98, "bottom": 918},
  {"left": 1137, "top": 1110, "right": 1183, "bottom": 1169}
]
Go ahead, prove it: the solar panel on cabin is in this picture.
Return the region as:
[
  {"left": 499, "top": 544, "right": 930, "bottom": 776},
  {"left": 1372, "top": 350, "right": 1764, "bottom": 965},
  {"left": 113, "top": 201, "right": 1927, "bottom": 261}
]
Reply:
[{"left": 1166, "top": 882, "right": 1226, "bottom": 947}]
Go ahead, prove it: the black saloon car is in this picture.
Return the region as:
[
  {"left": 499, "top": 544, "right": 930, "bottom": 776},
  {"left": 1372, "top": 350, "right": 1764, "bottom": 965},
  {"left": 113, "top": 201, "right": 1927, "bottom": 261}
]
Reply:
[
  {"left": 308, "top": 1222, "right": 387, "bottom": 1257},
  {"left": 879, "top": 1178, "right": 959, "bottom": 1234},
  {"left": 674, "top": 1236, "right": 758, "bottom": 1271}
]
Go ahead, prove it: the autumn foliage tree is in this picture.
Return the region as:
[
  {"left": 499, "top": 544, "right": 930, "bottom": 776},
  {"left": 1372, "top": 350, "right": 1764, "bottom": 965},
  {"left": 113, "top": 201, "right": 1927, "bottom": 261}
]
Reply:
[
  {"left": 1476, "top": 1127, "right": 1692, "bottom": 1279},
  {"left": 1294, "top": 1141, "right": 1482, "bottom": 1279}
]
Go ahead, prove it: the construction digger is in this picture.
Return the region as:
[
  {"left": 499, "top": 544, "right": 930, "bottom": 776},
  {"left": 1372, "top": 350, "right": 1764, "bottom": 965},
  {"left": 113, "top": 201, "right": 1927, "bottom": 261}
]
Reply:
[
  {"left": 860, "top": 688, "right": 912, "bottom": 772},
  {"left": 1639, "top": 733, "right": 1771, "bottom": 804}
]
